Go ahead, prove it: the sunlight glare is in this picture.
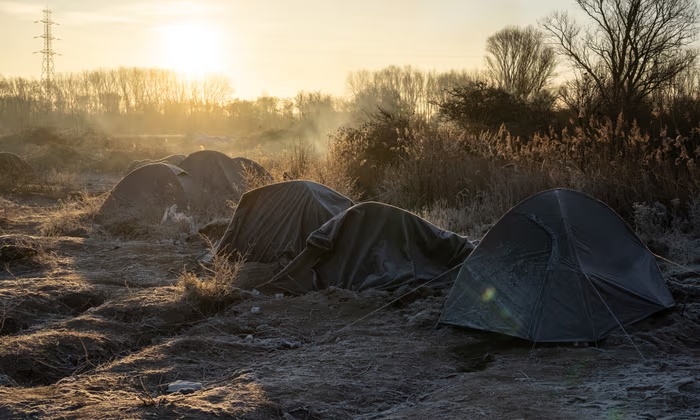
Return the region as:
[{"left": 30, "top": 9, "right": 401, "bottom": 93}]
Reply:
[{"left": 157, "top": 23, "right": 224, "bottom": 78}]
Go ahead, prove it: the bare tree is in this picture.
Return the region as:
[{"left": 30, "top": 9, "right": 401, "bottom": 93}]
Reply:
[
  {"left": 346, "top": 66, "right": 430, "bottom": 120},
  {"left": 485, "top": 25, "right": 557, "bottom": 100},
  {"left": 541, "top": 0, "right": 700, "bottom": 117},
  {"left": 559, "top": 73, "right": 605, "bottom": 118}
]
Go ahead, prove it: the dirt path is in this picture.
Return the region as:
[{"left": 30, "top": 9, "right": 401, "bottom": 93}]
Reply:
[{"left": 1, "top": 194, "right": 699, "bottom": 419}]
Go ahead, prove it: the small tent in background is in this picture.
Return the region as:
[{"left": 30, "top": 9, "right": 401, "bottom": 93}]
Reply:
[
  {"left": 99, "top": 163, "right": 196, "bottom": 220},
  {"left": 0, "top": 152, "right": 35, "bottom": 188},
  {"left": 178, "top": 150, "right": 272, "bottom": 210},
  {"left": 261, "top": 202, "right": 475, "bottom": 294},
  {"left": 215, "top": 180, "right": 354, "bottom": 263},
  {"left": 125, "top": 154, "right": 187, "bottom": 175},
  {"left": 439, "top": 189, "right": 675, "bottom": 343}
]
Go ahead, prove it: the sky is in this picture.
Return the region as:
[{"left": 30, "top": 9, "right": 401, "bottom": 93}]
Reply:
[{"left": 0, "top": 0, "right": 575, "bottom": 98}]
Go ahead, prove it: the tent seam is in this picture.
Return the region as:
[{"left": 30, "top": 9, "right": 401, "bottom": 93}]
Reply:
[{"left": 524, "top": 213, "right": 558, "bottom": 341}]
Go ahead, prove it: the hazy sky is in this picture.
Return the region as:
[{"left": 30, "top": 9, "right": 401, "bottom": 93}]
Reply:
[{"left": 0, "top": 0, "right": 574, "bottom": 98}]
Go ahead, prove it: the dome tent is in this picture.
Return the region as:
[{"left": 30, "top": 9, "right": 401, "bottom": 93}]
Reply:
[
  {"left": 99, "top": 163, "right": 196, "bottom": 220},
  {"left": 178, "top": 150, "right": 272, "bottom": 209},
  {"left": 215, "top": 180, "right": 354, "bottom": 263},
  {"left": 125, "top": 154, "right": 187, "bottom": 175},
  {"left": 439, "top": 189, "right": 675, "bottom": 343},
  {"left": 260, "top": 202, "right": 475, "bottom": 294}
]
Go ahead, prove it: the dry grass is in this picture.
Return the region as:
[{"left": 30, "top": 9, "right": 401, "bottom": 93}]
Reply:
[
  {"left": 308, "top": 151, "right": 360, "bottom": 200},
  {"left": 354, "top": 127, "right": 554, "bottom": 237},
  {"left": 0, "top": 156, "right": 86, "bottom": 197},
  {"left": 240, "top": 164, "right": 274, "bottom": 192},
  {"left": 243, "top": 139, "right": 312, "bottom": 181},
  {"left": 312, "top": 116, "right": 700, "bottom": 224},
  {"left": 418, "top": 174, "right": 550, "bottom": 239},
  {"left": 39, "top": 192, "right": 103, "bottom": 237},
  {"left": 0, "top": 330, "right": 121, "bottom": 386},
  {"left": 179, "top": 249, "right": 251, "bottom": 316},
  {"left": 466, "top": 119, "right": 700, "bottom": 209},
  {"left": 633, "top": 196, "right": 700, "bottom": 265},
  {"left": 246, "top": 139, "right": 360, "bottom": 200},
  {"left": 0, "top": 275, "right": 105, "bottom": 338},
  {"left": 0, "top": 199, "right": 19, "bottom": 233},
  {"left": 0, "top": 235, "right": 62, "bottom": 275},
  {"left": 277, "top": 138, "right": 316, "bottom": 181},
  {"left": 37, "top": 169, "right": 85, "bottom": 194},
  {"left": 421, "top": 200, "right": 494, "bottom": 239}
]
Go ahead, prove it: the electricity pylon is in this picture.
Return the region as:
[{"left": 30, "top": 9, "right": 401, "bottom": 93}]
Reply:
[{"left": 34, "top": 8, "right": 60, "bottom": 103}]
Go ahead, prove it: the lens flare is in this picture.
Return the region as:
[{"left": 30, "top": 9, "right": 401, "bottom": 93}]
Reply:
[{"left": 481, "top": 287, "right": 496, "bottom": 302}]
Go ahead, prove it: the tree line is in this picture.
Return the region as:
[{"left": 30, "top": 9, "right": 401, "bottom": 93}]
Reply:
[
  {"left": 2, "top": 0, "right": 699, "bottom": 150},
  {"left": 0, "top": 65, "right": 478, "bottom": 139}
]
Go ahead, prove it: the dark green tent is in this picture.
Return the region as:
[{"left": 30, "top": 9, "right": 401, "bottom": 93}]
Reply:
[
  {"left": 439, "top": 189, "right": 675, "bottom": 342},
  {"left": 261, "top": 202, "right": 475, "bottom": 294},
  {"left": 215, "top": 180, "right": 354, "bottom": 263},
  {"left": 99, "top": 163, "right": 196, "bottom": 220},
  {"left": 179, "top": 150, "right": 272, "bottom": 210}
]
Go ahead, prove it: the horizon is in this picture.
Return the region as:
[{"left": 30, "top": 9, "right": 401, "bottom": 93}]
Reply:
[{"left": 0, "top": 0, "right": 573, "bottom": 99}]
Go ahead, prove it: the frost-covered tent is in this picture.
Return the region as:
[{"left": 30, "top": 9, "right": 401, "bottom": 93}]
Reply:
[
  {"left": 439, "top": 189, "right": 675, "bottom": 343},
  {"left": 99, "top": 163, "right": 196, "bottom": 220},
  {"left": 215, "top": 181, "right": 354, "bottom": 263},
  {"left": 260, "top": 202, "right": 475, "bottom": 294},
  {"left": 178, "top": 151, "right": 271, "bottom": 208}
]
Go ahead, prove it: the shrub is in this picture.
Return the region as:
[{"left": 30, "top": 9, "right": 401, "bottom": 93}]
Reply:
[
  {"left": 438, "top": 81, "right": 556, "bottom": 138},
  {"left": 329, "top": 109, "right": 415, "bottom": 197}
]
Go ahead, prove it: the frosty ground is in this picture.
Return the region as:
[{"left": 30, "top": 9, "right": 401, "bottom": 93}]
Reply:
[{"left": 1, "top": 178, "right": 699, "bottom": 420}]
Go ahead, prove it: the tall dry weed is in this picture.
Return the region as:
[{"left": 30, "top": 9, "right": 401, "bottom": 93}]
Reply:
[
  {"left": 309, "top": 154, "right": 360, "bottom": 200},
  {"left": 242, "top": 138, "right": 360, "bottom": 201},
  {"left": 178, "top": 249, "right": 250, "bottom": 316},
  {"left": 633, "top": 195, "right": 700, "bottom": 265},
  {"left": 375, "top": 126, "right": 554, "bottom": 209},
  {"left": 419, "top": 168, "right": 553, "bottom": 238},
  {"left": 470, "top": 117, "right": 700, "bottom": 210},
  {"left": 240, "top": 163, "right": 275, "bottom": 193}
]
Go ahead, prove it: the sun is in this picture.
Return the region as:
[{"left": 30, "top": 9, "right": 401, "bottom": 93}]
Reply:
[{"left": 157, "top": 23, "right": 223, "bottom": 77}]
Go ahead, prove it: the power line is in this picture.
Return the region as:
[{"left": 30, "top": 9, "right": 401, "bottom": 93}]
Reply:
[{"left": 34, "top": 8, "right": 61, "bottom": 102}]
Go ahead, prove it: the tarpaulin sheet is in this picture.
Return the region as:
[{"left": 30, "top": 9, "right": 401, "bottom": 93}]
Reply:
[
  {"left": 215, "top": 180, "right": 354, "bottom": 263},
  {"left": 262, "top": 202, "right": 475, "bottom": 294}
]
